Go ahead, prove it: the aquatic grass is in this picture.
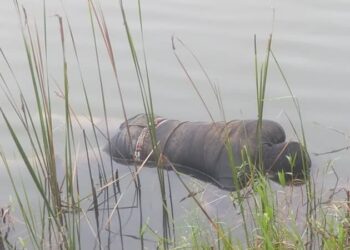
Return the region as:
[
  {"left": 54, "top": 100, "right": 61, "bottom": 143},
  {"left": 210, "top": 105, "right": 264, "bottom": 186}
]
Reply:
[
  {"left": 187, "top": 219, "right": 213, "bottom": 249},
  {"left": 4, "top": 1, "right": 138, "bottom": 246},
  {"left": 1, "top": 152, "right": 41, "bottom": 249},
  {"left": 1, "top": 1, "right": 94, "bottom": 248},
  {"left": 249, "top": 33, "right": 318, "bottom": 249},
  {"left": 85, "top": 3, "right": 176, "bottom": 249},
  {"left": 311, "top": 191, "right": 350, "bottom": 250},
  {"left": 3, "top": 0, "right": 259, "bottom": 248},
  {"left": 254, "top": 34, "right": 272, "bottom": 172},
  {"left": 271, "top": 50, "right": 316, "bottom": 249},
  {"left": 83, "top": 130, "right": 102, "bottom": 249},
  {"left": 172, "top": 36, "right": 252, "bottom": 248},
  {"left": 85, "top": 2, "right": 129, "bottom": 248},
  {"left": 2, "top": 0, "right": 350, "bottom": 249},
  {"left": 175, "top": 204, "right": 245, "bottom": 250},
  {"left": 250, "top": 173, "right": 307, "bottom": 249},
  {"left": 171, "top": 32, "right": 319, "bottom": 249},
  {"left": 164, "top": 159, "right": 236, "bottom": 249},
  {"left": 88, "top": 0, "right": 146, "bottom": 246},
  {"left": 171, "top": 32, "right": 307, "bottom": 249},
  {"left": 171, "top": 33, "right": 308, "bottom": 249},
  {"left": 2, "top": 1, "right": 149, "bottom": 249},
  {"left": 87, "top": 0, "right": 177, "bottom": 247},
  {"left": 56, "top": 14, "right": 80, "bottom": 249},
  {"left": 117, "top": 0, "right": 176, "bottom": 248},
  {"left": 253, "top": 176, "right": 276, "bottom": 249},
  {"left": 250, "top": 34, "right": 283, "bottom": 249}
]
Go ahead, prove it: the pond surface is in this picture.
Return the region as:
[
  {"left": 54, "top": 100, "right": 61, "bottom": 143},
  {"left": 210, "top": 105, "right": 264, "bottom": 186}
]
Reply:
[{"left": 0, "top": 0, "right": 350, "bottom": 248}]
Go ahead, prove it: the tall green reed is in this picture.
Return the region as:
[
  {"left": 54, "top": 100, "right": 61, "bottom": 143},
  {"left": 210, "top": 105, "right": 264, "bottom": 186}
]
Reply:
[
  {"left": 0, "top": 0, "right": 76, "bottom": 248},
  {"left": 171, "top": 32, "right": 315, "bottom": 249},
  {"left": 117, "top": 1, "right": 175, "bottom": 248},
  {"left": 172, "top": 36, "right": 249, "bottom": 249},
  {"left": 270, "top": 51, "right": 315, "bottom": 249}
]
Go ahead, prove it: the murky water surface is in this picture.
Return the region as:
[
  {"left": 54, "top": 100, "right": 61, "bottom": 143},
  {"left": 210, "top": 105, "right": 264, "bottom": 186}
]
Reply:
[{"left": 0, "top": 0, "right": 349, "bottom": 248}]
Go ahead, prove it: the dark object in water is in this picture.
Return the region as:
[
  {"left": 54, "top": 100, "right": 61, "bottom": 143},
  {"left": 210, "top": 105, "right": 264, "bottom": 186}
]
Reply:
[{"left": 105, "top": 114, "right": 311, "bottom": 191}]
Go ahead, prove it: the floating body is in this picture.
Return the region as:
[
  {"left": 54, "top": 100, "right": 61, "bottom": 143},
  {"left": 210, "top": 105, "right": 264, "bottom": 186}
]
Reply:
[{"left": 106, "top": 114, "right": 311, "bottom": 190}]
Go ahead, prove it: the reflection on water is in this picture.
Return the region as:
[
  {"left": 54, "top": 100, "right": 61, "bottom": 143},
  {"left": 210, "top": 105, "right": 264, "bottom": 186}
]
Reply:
[{"left": 0, "top": 0, "right": 350, "bottom": 248}]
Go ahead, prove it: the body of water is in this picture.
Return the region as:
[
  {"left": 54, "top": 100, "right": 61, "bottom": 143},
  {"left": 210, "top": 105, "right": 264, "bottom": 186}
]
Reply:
[{"left": 0, "top": 0, "right": 349, "bottom": 248}]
